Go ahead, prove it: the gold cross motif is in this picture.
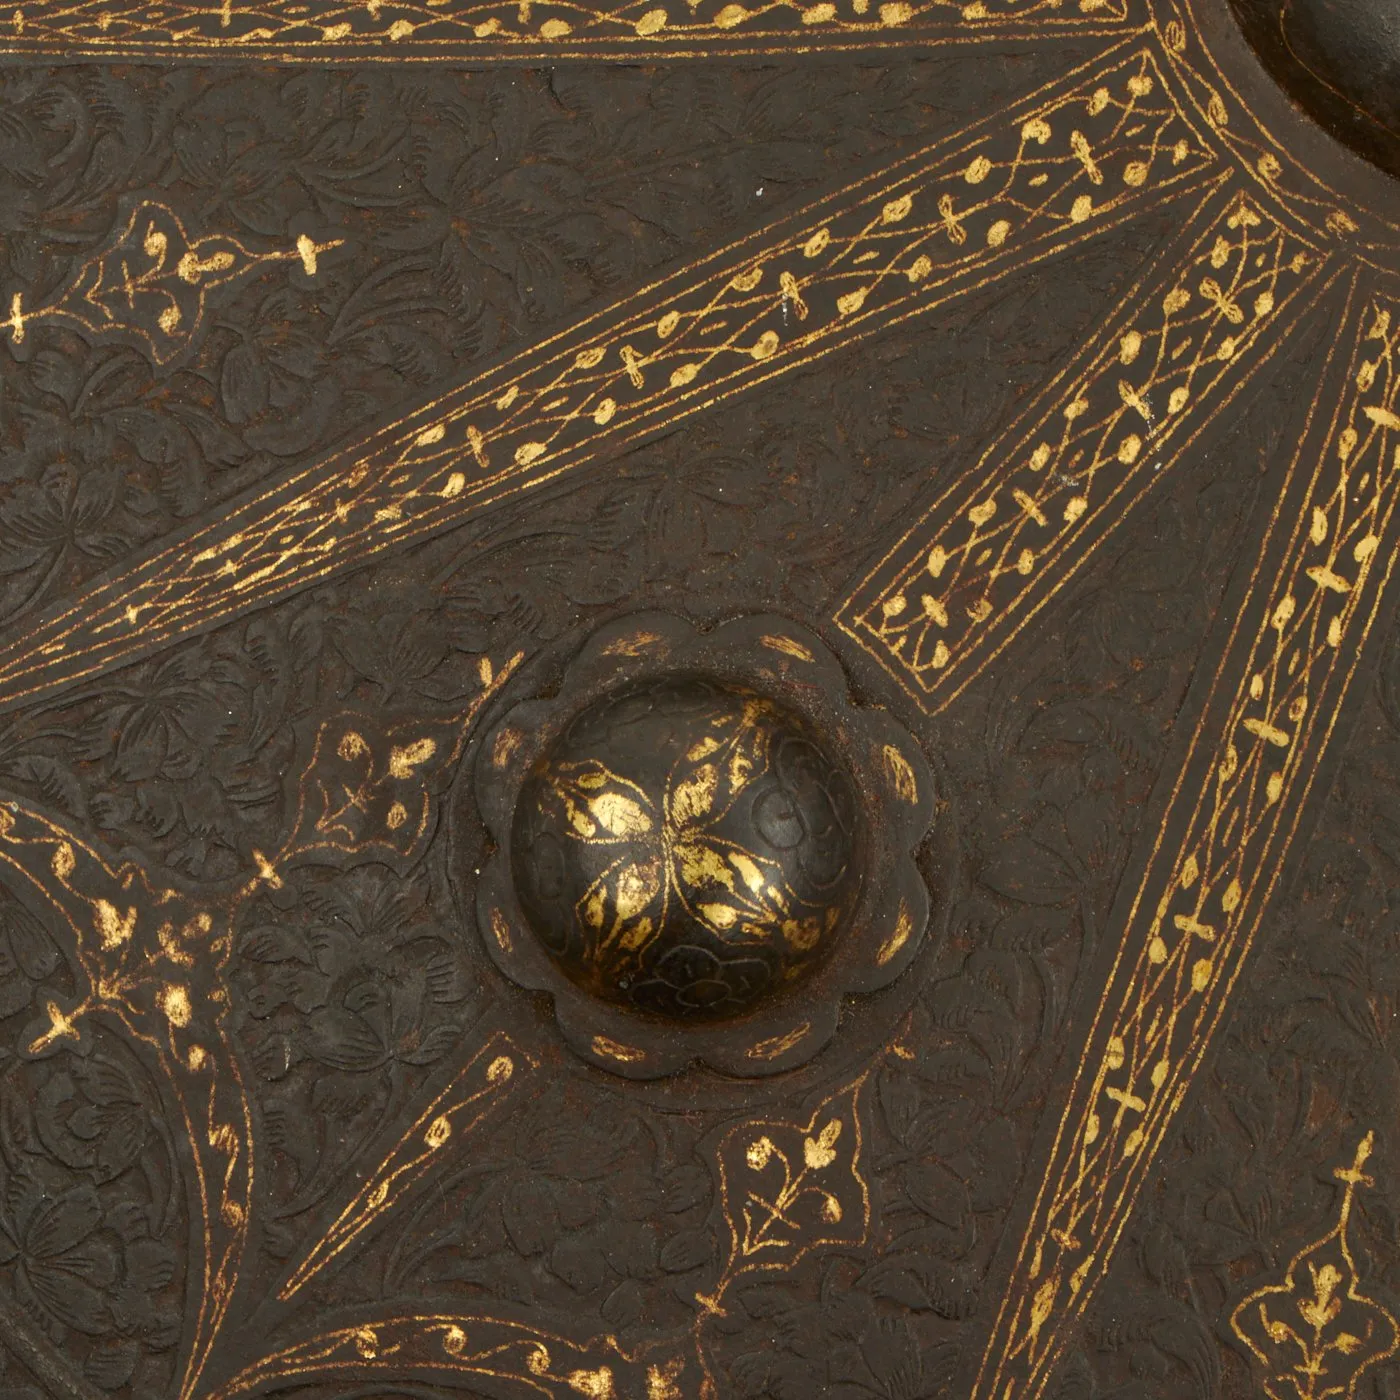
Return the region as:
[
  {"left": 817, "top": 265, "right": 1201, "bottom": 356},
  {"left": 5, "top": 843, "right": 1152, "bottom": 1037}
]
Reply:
[{"left": 0, "top": 4, "right": 1394, "bottom": 1399}]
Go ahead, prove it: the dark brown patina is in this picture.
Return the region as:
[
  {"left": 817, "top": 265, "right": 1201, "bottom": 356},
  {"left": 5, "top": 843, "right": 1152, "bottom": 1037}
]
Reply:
[{"left": 1230, "top": 0, "right": 1400, "bottom": 174}]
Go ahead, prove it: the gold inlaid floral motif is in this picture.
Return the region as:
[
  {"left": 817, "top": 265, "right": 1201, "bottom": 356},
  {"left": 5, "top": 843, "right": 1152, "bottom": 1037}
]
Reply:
[
  {"left": 512, "top": 677, "right": 860, "bottom": 1018},
  {"left": 1231, "top": 1133, "right": 1399, "bottom": 1400}
]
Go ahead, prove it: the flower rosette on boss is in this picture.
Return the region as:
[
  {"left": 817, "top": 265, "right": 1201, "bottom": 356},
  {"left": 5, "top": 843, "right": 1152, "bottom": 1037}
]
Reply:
[{"left": 472, "top": 612, "right": 936, "bottom": 1078}]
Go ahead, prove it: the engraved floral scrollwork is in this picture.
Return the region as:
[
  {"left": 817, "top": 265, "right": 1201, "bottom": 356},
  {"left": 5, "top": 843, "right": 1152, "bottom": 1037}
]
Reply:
[
  {"left": 510, "top": 676, "right": 862, "bottom": 1020},
  {"left": 974, "top": 289, "right": 1400, "bottom": 1400},
  {"left": 0, "top": 13, "right": 1395, "bottom": 1400},
  {"left": 0, "top": 895, "right": 58, "bottom": 1024},
  {"left": 0, "top": 650, "right": 522, "bottom": 1396}
]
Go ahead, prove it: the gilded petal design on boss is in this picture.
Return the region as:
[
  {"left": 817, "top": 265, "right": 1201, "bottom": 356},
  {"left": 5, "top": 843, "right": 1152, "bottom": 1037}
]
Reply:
[
  {"left": 512, "top": 678, "right": 860, "bottom": 1020},
  {"left": 474, "top": 612, "right": 937, "bottom": 1076}
]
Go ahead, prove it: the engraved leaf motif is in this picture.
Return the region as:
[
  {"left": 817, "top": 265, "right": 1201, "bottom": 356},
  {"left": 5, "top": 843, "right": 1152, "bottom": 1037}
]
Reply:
[
  {"left": 547, "top": 760, "right": 657, "bottom": 842},
  {"left": 290, "top": 694, "right": 522, "bottom": 871},
  {"left": 579, "top": 854, "right": 665, "bottom": 959},
  {"left": 672, "top": 835, "right": 805, "bottom": 945},
  {"left": 700, "top": 1077, "right": 870, "bottom": 1311}
]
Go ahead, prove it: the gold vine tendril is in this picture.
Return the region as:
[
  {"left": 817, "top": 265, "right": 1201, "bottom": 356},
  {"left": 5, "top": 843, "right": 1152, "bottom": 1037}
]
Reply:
[
  {"left": 0, "top": 45, "right": 1210, "bottom": 718},
  {"left": 3, "top": 200, "right": 340, "bottom": 366},
  {"left": 838, "top": 184, "right": 1323, "bottom": 713},
  {"left": 0, "top": 0, "right": 1129, "bottom": 63},
  {"left": 971, "top": 288, "right": 1400, "bottom": 1400}
]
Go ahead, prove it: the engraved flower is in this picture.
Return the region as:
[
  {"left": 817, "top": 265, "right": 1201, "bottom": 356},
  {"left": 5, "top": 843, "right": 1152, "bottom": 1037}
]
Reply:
[
  {"left": 0, "top": 893, "right": 58, "bottom": 1021},
  {"left": 328, "top": 608, "right": 451, "bottom": 704},
  {"left": 239, "top": 866, "right": 470, "bottom": 1078},
  {"left": 0, "top": 1180, "right": 118, "bottom": 1338},
  {"left": 0, "top": 465, "right": 125, "bottom": 624},
  {"left": 33, "top": 1059, "right": 153, "bottom": 1184},
  {"left": 1296, "top": 1262, "right": 1344, "bottom": 1331}
]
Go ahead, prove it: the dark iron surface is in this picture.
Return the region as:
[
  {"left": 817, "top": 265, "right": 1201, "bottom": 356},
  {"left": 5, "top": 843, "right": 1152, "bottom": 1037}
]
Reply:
[
  {"left": 0, "top": 5, "right": 1395, "bottom": 1400},
  {"left": 1229, "top": 0, "right": 1400, "bottom": 175}
]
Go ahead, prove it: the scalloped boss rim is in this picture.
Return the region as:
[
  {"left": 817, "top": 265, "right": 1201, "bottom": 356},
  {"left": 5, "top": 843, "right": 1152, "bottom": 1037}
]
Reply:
[{"left": 470, "top": 611, "right": 937, "bottom": 1079}]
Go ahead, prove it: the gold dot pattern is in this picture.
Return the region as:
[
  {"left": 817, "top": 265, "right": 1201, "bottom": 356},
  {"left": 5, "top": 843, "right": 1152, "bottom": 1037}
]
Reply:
[
  {"left": 838, "top": 184, "right": 1325, "bottom": 712},
  {"left": 0, "top": 46, "right": 1210, "bottom": 719},
  {"left": 0, "top": 0, "right": 1128, "bottom": 62},
  {"left": 974, "top": 290, "right": 1400, "bottom": 1400}
]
